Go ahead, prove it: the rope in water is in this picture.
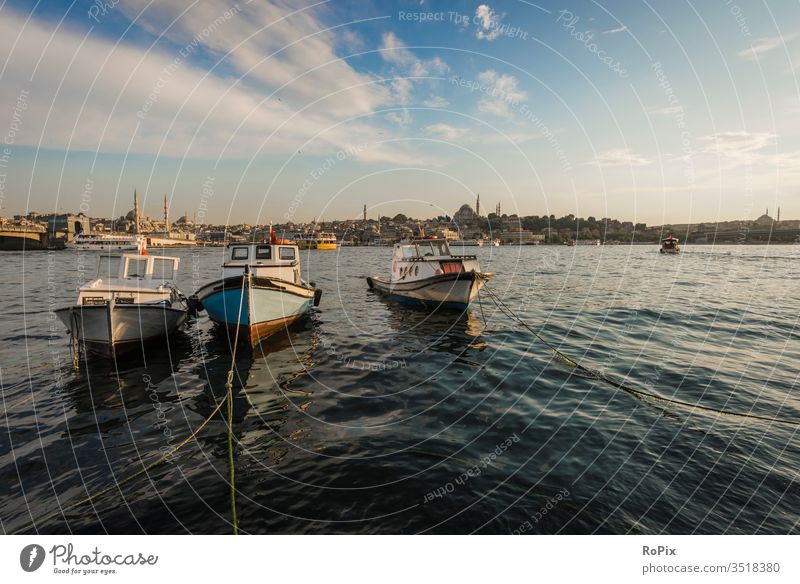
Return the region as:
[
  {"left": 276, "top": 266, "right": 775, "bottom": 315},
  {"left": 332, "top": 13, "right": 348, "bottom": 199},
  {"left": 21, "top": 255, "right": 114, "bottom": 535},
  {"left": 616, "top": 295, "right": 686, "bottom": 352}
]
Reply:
[
  {"left": 12, "top": 276, "right": 250, "bottom": 535},
  {"left": 480, "top": 284, "right": 800, "bottom": 427}
]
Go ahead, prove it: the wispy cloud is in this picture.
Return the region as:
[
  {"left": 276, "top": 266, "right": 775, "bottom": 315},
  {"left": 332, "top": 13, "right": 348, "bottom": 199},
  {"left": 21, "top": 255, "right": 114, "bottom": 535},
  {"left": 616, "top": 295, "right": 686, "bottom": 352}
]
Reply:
[
  {"left": 475, "top": 70, "right": 527, "bottom": 118},
  {"left": 602, "top": 25, "right": 627, "bottom": 35},
  {"left": 698, "top": 131, "right": 777, "bottom": 158},
  {"left": 423, "top": 96, "right": 450, "bottom": 108},
  {"left": 475, "top": 5, "right": 504, "bottom": 41},
  {"left": 0, "top": 3, "right": 434, "bottom": 166},
  {"left": 424, "top": 123, "right": 469, "bottom": 140},
  {"left": 386, "top": 109, "right": 412, "bottom": 126},
  {"left": 738, "top": 33, "right": 798, "bottom": 60},
  {"left": 591, "top": 148, "right": 652, "bottom": 167},
  {"left": 380, "top": 32, "right": 448, "bottom": 76}
]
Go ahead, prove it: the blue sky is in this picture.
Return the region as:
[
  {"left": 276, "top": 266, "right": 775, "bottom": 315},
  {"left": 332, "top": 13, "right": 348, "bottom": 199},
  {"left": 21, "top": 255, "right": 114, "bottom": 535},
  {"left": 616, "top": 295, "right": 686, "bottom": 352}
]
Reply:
[{"left": 0, "top": 0, "right": 798, "bottom": 225}]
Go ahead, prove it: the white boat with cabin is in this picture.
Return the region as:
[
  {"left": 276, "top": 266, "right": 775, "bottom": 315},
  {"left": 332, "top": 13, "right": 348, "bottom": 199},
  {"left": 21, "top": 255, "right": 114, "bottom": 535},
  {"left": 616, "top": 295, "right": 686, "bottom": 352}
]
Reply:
[
  {"left": 55, "top": 252, "right": 189, "bottom": 356},
  {"left": 366, "top": 238, "right": 492, "bottom": 309}
]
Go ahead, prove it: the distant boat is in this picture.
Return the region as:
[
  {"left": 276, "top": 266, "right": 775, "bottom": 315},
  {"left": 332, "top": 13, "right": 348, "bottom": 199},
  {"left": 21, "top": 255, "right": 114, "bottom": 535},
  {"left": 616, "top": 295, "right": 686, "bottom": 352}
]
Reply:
[
  {"left": 366, "top": 238, "right": 492, "bottom": 310},
  {"left": 194, "top": 233, "right": 321, "bottom": 345},
  {"left": 67, "top": 232, "right": 144, "bottom": 251},
  {"left": 566, "top": 239, "right": 601, "bottom": 246},
  {"left": 449, "top": 238, "right": 484, "bottom": 247},
  {"left": 660, "top": 235, "right": 680, "bottom": 254},
  {"left": 55, "top": 251, "right": 188, "bottom": 356},
  {"left": 295, "top": 231, "right": 338, "bottom": 250}
]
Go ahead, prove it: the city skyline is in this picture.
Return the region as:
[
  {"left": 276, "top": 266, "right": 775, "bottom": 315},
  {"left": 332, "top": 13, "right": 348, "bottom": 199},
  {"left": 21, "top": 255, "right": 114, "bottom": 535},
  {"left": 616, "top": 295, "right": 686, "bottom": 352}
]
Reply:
[{"left": 1, "top": 1, "right": 799, "bottom": 225}]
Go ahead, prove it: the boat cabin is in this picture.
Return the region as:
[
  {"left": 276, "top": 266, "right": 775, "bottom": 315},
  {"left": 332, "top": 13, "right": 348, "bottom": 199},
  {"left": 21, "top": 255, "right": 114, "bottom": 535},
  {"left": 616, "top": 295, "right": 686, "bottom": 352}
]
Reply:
[
  {"left": 78, "top": 253, "right": 181, "bottom": 305},
  {"left": 390, "top": 239, "right": 481, "bottom": 283},
  {"left": 223, "top": 242, "right": 301, "bottom": 284}
]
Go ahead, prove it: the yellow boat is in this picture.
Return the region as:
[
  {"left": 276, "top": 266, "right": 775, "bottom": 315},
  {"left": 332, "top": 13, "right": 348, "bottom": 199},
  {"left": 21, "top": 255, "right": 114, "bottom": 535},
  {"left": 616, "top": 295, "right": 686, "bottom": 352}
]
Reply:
[
  {"left": 314, "top": 232, "right": 337, "bottom": 250},
  {"left": 294, "top": 232, "right": 338, "bottom": 250}
]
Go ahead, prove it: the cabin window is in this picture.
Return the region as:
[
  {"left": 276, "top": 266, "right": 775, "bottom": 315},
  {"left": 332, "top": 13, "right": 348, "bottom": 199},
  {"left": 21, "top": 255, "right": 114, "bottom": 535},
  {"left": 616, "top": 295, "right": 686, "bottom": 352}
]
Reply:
[
  {"left": 256, "top": 245, "right": 272, "bottom": 260},
  {"left": 401, "top": 246, "right": 417, "bottom": 259},
  {"left": 126, "top": 258, "right": 148, "bottom": 278},
  {"left": 279, "top": 247, "right": 296, "bottom": 261},
  {"left": 419, "top": 242, "right": 435, "bottom": 257},
  {"left": 97, "top": 255, "right": 121, "bottom": 280},
  {"left": 434, "top": 241, "right": 450, "bottom": 256},
  {"left": 152, "top": 257, "right": 176, "bottom": 280},
  {"left": 232, "top": 247, "right": 249, "bottom": 260}
]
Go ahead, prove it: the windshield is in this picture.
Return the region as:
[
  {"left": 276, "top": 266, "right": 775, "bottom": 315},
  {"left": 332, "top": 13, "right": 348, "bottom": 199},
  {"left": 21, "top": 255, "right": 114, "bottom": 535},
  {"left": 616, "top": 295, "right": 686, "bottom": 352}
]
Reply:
[
  {"left": 152, "top": 257, "right": 176, "bottom": 280},
  {"left": 96, "top": 255, "right": 121, "bottom": 280}
]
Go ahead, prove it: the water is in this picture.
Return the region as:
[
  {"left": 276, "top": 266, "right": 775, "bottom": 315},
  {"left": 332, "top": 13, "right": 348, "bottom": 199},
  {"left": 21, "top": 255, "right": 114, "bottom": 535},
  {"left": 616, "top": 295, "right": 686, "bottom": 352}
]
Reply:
[{"left": 1, "top": 244, "right": 799, "bottom": 534}]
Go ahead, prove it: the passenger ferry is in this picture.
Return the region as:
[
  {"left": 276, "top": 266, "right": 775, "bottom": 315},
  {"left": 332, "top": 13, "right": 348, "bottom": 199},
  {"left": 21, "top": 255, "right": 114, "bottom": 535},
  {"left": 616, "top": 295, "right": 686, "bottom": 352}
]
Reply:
[
  {"left": 449, "top": 239, "right": 484, "bottom": 247},
  {"left": 366, "top": 238, "right": 492, "bottom": 310},
  {"left": 67, "top": 233, "right": 144, "bottom": 251},
  {"left": 295, "top": 231, "right": 338, "bottom": 250},
  {"left": 194, "top": 231, "right": 321, "bottom": 345}
]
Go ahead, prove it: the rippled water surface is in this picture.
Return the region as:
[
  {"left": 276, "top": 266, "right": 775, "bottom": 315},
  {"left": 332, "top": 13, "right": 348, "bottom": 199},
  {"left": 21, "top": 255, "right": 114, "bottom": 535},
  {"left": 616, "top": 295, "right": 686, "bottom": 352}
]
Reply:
[{"left": 2, "top": 244, "right": 799, "bottom": 534}]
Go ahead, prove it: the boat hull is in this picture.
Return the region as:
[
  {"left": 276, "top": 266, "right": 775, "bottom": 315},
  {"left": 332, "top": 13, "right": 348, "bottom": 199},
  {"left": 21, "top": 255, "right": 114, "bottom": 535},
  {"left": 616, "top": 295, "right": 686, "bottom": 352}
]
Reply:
[
  {"left": 366, "top": 271, "right": 488, "bottom": 310},
  {"left": 196, "top": 275, "right": 315, "bottom": 345},
  {"left": 314, "top": 242, "right": 337, "bottom": 250},
  {"left": 55, "top": 303, "right": 188, "bottom": 356},
  {"left": 660, "top": 248, "right": 680, "bottom": 254}
]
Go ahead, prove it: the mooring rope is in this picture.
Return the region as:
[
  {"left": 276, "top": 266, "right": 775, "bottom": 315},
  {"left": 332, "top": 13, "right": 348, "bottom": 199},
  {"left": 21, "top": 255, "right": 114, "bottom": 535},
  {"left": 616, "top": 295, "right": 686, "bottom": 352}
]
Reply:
[
  {"left": 12, "top": 275, "right": 250, "bottom": 535},
  {"left": 480, "top": 284, "right": 800, "bottom": 427}
]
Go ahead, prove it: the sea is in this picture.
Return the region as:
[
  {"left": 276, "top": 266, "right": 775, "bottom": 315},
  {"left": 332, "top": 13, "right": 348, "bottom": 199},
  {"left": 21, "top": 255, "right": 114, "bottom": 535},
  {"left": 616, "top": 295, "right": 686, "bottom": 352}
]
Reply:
[{"left": 1, "top": 244, "right": 799, "bottom": 534}]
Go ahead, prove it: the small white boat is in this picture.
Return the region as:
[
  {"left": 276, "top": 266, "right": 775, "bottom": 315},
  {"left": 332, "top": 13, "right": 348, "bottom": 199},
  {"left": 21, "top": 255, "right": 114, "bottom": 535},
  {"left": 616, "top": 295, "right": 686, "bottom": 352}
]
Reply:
[
  {"left": 55, "top": 252, "right": 188, "bottom": 356},
  {"left": 67, "top": 232, "right": 145, "bottom": 251},
  {"left": 194, "top": 234, "right": 321, "bottom": 345},
  {"left": 660, "top": 235, "right": 680, "bottom": 254},
  {"left": 366, "top": 238, "right": 492, "bottom": 309}
]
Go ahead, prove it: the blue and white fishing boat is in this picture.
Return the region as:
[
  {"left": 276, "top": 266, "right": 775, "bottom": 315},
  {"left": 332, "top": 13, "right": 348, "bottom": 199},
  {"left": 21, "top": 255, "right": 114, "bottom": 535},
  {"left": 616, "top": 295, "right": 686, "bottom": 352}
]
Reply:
[{"left": 194, "top": 233, "right": 321, "bottom": 345}]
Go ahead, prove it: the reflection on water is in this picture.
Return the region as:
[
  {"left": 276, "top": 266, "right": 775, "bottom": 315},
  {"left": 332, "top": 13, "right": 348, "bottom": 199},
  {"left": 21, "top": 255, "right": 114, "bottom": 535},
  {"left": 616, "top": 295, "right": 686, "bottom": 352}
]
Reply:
[{"left": 1, "top": 246, "right": 800, "bottom": 534}]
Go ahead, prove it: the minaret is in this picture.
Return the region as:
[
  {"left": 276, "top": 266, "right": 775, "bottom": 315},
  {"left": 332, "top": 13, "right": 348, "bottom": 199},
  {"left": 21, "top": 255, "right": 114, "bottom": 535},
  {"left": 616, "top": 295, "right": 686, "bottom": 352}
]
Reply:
[
  {"left": 163, "top": 194, "right": 169, "bottom": 233},
  {"left": 363, "top": 204, "right": 367, "bottom": 222},
  {"left": 778, "top": 207, "right": 781, "bottom": 222},
  {"left": 496, "top": 202, "right": 501, "bottom": 216},
  {"left": 133, "top": 189, "right": 140, "bottom": 233},
  {"left": 476, "top": 193, "right": 480, "bottom": 216}
]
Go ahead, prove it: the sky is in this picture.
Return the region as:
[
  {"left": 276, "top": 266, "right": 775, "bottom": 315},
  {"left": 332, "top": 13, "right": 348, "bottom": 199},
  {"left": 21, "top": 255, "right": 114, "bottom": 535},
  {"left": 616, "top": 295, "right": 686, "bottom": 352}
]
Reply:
[{"left": 0, "top": 0, "right": 798, "bottom": 225}]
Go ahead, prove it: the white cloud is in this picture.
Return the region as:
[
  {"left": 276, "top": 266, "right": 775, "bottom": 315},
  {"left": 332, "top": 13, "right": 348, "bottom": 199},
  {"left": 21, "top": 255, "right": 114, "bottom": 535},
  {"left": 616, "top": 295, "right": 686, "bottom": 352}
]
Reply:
[
  {"left": 738, "top": 33, "right": 798, "bottom": 60},
  {"left": 0, "top": 3, "right": 430, "bottom": 165},
  {"left": 602, "top": 25, "right": 627, "bottom": 35},
  {"left": 698, "top": 131, "right": 777, "bottom": 159},
  {"left": 648, "top": 105, "right": 683, "bottom": 115},
  {"left": 391, "top": 78, "right": 413, "bottom": 105},
  {"left": 424, "top": 123, "right": 469, "bottom": 140},
  {"left": 423, "top": 96, "right": 450, "bottom": 107},
  {"left": 380, "top": 32, "right": 448, "bottom": 76},
  {"left": 591, "top": 148, "right": 652, "bottom": 167},
  {"left": 475, "top": 70, "right": 527, "bottom": 118},
  {"left": 474, "top": 5, "right": 504, "bottom": 41},
  {"left": 386, "top": 109, "right": 412, "bottom": 126}
]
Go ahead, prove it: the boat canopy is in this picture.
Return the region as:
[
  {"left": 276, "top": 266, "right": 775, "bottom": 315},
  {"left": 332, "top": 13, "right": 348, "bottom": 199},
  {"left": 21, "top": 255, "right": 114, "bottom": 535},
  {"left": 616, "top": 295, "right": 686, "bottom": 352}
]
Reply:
[
  {"left": 393, "top": 239, "right": 452, "bottom": 259},
  {"left": 97, "top": 253, "right": 180, "bottom": 282},
  {"left": 225, "top": 242, "right": 299, "bottom": 266}
]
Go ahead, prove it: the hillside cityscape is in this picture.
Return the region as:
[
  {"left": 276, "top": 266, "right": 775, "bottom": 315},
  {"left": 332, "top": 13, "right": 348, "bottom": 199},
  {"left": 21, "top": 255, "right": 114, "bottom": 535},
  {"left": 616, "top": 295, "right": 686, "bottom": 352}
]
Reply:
[{"left": 1, "top": 192, "right": 797, "bottom": 249}]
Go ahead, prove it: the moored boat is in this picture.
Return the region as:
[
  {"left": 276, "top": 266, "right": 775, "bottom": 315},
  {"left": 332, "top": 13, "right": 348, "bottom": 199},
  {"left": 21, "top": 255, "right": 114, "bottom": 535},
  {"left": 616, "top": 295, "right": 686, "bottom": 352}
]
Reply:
[
  {"left": 660, "top": 235, "right": 680, "bottom": 254},
  {"left": 366, "top": 238, "right": 492, "bottom": 310},
  {"left": 55, "top": 251, "right": 189, "bottom": 356},
  {"left": 194, "top": 232, "right": 321, "bottom": 345}
]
